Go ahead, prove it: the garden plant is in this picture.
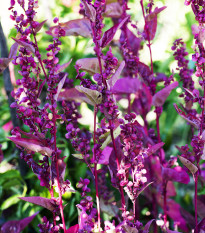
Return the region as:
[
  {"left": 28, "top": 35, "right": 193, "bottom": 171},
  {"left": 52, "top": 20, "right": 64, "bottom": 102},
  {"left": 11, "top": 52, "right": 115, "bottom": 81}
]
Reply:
[{"left": 0, "top": 0, "right": 205, "bottom": 232}]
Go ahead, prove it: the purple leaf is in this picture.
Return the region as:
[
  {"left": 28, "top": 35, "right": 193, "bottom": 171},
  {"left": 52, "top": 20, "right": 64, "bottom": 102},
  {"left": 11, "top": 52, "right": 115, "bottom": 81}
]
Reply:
[
  {"left": 66, "top": 224, "right": 79, "bottom": 233},
  {"left": 1, "top": 212, "right": 38, "bottom": 233},
  {"left": 144, "top": 6, "right": 167, "bottom": 40},
  {"left": 46, "top": 19, "right": 92, "bottom": 38},
  {"left": 162, "top": 166, "right": 190, "bottom": 184},
  {"left": 101, "top": 16, "right": 129, "bottom": 48},
  {"left": 143, "top": 219, "right": 155, "bottom": 233},
  {"left": 152, "top": 81, "right": 178, "bottom": 107},
  {"left": 12, "top": 38, "right": 35, "bottom": 53},
  {"left": 81, "top": 0, "right": 96, "bottom": 22},
  {"left": 75, "top": 86, "right": 102, "bottom": 105},
  {"left": 107, "top": 61, "right": 125, "bottom": 88},
  {"left": 178, "top": 155, "right": 198, "bottom": 175},
  {"left": 132, "top": 83, "right": 152, "bottom": 117},
  {"left": 19, "top": 196, "right": 57, "bottom": 211},
  {"left": 54, "top": 59, "right": 72, "bottom": 74},
  {"left": 0, "top": 58, "right": 12, "bottom": 73},
  {"left": 76, "top": 57, "right": 104, "bottom": 75},
  {"left": 112, "top": 77, "right": 140, "bottom": 94},
  {"left": 0, "top": 42, "right": 19, "bottom": 73},
  {"left": 58, "top": 88, "right": 93, "bottom": 105},
  {"left": 51, "top": 158, "right": 66, "bottom": 186},
  {"left": 166, "top": 230, "right": 181, "bottom": 233},
  {"left": 104, "top": 2, "right": 123, "bottom": 18},
  {"left": 195, "top": 218, "right": 205, "bottom": 233},
  {"left": 137, "top": 62, "right": 151, "bottom": 80},
  {"left": 174, "top": 104, "right": 200, "bottom": 129},
  {"left": 120, "top": 28, "right": 142, "bottom": 56},
  {"left": 157, "top": 196, "right": 189, "bottom": 232},
  {"left": 147, "top": 142, "right": 164, "bottom": 156},
  {"left": 197, "top": 195, "right": 205, "bottom": 219},
  {"left": 8, "top": 42, "right": 19, "bottom": 59},
  {"left": 8, "top": 136, "right": 53, "bottom": 156},
  {"left": 34, "top": 20, "right": 47, "bottom": 33},
  {"left": 98, "top": 146, "right": 113, "bottom": 165},
  {"left": 54, "top": 73, "right": 67, "bottom": 101}
]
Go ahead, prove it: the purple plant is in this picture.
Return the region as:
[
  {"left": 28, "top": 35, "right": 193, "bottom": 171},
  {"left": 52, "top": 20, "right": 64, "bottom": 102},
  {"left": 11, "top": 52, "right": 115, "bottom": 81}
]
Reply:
[{"left": 1, "top": 0, "right": 205, "bottom": 232}]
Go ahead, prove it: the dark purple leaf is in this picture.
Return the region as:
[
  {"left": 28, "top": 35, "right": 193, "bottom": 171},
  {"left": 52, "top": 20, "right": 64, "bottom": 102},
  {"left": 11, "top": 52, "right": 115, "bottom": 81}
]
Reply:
[
  {"left": 132, "top": 83, "right": 152, "bottom": 116},
  {"left": 54, "top": 73, "right": 67, "bottom": 101},
  {"left": 34, "top": 20, "right": 47, "bottom": 33},
  {"left": 8, "top": 42, "right": 19, "bottom": 59},
  {"left": 46, "top": 19, "right": 92, "bottom": 38},
  {"left": 194, "top": 218, "right": 205, "bottom": 233},
  {"left": 54, "top": 59, "right": 72, "bottom": 74},
  {"left": 1, "top": 212, "right": 38, "bottom": 233},
  {"left": 174, "top": 104, "right": 200, "bottom": 129},
  {"left": 144, "top": 6, "right": 167, "bottom": 40},
  {"left": 107, "top": 61, "right": 125, "bottom": 88},
  {"left": 197, "top": 195, "right": 205, "bottom": 219},
  {"left": 166, "top": 230, "right": 181, "bottom": 233},
  {"left": 66, "top": 224, "right": 79, "bottom": 233},
  {"left": 104, "top": 2, "right": 123, "bottom": 18},
  {"left": 8, "top": 136, "right": 53, "bottom": 156},
  {"left": 76, "top": 57, "right": 104, "bottom": 75},
  {"left": 162, "top": 166, "right": 190, "bottom": 184},
  {"left": 112, "top": 77, "right": 140, "bottom": 94},
  {"left": 19, "top": 196, "right": 57, "bottom": 212},
  {"left": 98, "top": 146, "right": 113, "bottom": 165},
  {"left": 101, "top": 16, "right": 129, "bottom": 48},
  {"left": 0, "top": 58, "right": 12, "bottom": 73},
  {"left": 58, "top": 88, "right": 93, "bottom": 105},
  {"left": 152, "top": 81, "right": 178, "bottom": 107},
  {"left": 143, "top": 219, "right": 155, "bottom": 233},
  {"left": 120, "top": 28, "right": 142, "bottom": 56},
  {"left": 157, "top": 196, "right": 189, "bottom": 232},
  {"left": 137, "top": 62, "right": 151, "bottom": 80},
  {"left": 12, "top": 38, "right": 35, "bottom": 53},
  {"left": 147, "top": 142, "right": 164, "bottom": 156},
  {"left": 51, "top": 158, "right": 66, "bottom": 186},
  {"left": 82, "top": 0, "right": 96, "bottom": 22}
]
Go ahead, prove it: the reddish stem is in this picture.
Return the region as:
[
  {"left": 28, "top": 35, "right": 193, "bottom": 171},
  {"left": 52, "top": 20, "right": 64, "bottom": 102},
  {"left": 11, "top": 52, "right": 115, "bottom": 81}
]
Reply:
[
  {"left": 140, "top": 0, "right": 154, "bottom": 74},
  {"left": 194, "top": 172, "right": 198, "bottom": 233},
  {"left": 49, "top": 187, "right": 56, "bottom": 226},
  {"left": 109, "top": 120, "right": 126, "bottom": 212},
  {"left": 51, "top": 104, "right": 66, "bottom": 233},
  {"left": 163, "top": 181, "right": 167, "bottom": 228},
  {"left": 93, "top": 105, "right": 101, "bottom": 230}
]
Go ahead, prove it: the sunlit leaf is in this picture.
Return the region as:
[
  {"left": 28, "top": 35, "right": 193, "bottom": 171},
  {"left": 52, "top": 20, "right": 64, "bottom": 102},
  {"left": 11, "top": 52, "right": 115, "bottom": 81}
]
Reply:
[
  {"left": 178, "top": 155, "right": 198, "bottom": 175},
  {"left": 19, "top": 196, "right": 57, "bottom": 211},
  {"left": 82, "top": 0, "right": 96, "bottom": 22},
  {"left": 75, "top": 86, "right": 102, "bottom": 105},
  {"left": 101, "top": 17, "right": 129, "bottom": 48},
  {"left": 152, "top": 81, "right": 178, "bottom": 107}
]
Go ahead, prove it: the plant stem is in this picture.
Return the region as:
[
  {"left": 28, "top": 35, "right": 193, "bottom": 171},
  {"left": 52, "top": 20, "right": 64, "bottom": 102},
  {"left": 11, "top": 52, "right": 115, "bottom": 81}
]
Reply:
[
  {"left": 140, "top": 0, "right": 154, "bottom": 74},
  {"left": 49, "top": 187, "right": 56, "bottom": 226},
  {"left": 109, "top": 120, "right": 126, "bottom": 213},
  {"left": 93, "top": 105, "right": 101, "bottom": 230},
  {"left": 194, "top": 172, "right": 198, "bottom": 233},
  {"left": 51, "top": 104, "right": 66, "bottom": 233},
  {"left": 163, "top": 181, "right": 167, "bottom": 228}
]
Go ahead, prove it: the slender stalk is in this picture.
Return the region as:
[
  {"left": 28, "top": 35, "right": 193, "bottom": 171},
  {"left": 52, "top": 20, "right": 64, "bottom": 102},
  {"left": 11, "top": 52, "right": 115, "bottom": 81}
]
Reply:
[
  {"left": 51, "top": 104, "right": 66, "bottom": 233},
  {"left": 109, "top": 120, "right": 126, "bottom": 212},
  {"left": 93, "top": 105, "right": 101, "bottom": 230},
  {"left": 140, "top": 0, "right": 154, "bottom": 74},
  {"left": 194, "top": 172, "right": 198, "bottom": 233},
  {"left": 163, "top": 181, "right": 167, "bottom": 228},
  {"left": 49, "top": 187, "right": 56, "bottom": 226}
]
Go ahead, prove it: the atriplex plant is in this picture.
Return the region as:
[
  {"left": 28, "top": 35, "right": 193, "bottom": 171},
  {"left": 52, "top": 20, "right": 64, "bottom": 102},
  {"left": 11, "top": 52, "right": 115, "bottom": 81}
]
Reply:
[{"left": 0, "top": 0, "right": 205, "bottom": 232}]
